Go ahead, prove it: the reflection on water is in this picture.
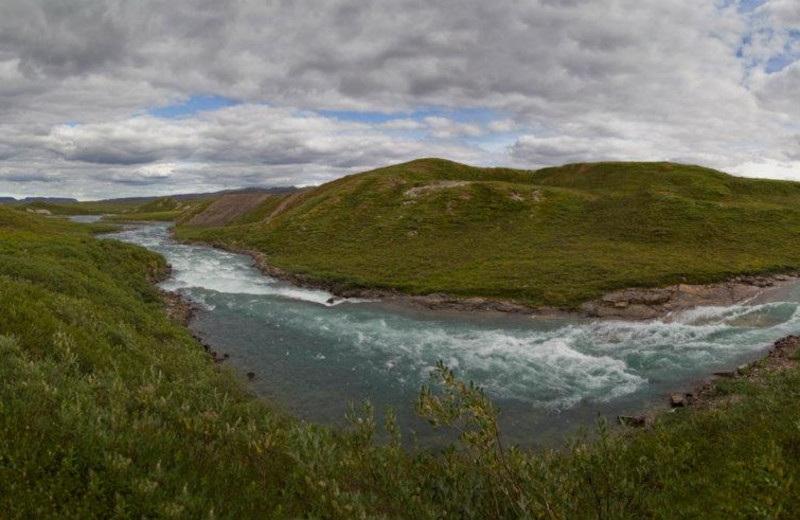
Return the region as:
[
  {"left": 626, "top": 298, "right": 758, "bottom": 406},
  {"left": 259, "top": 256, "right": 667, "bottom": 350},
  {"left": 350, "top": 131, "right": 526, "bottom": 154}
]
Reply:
[{"left": 101, "top": 221, "right": 800, "bottom": 446}]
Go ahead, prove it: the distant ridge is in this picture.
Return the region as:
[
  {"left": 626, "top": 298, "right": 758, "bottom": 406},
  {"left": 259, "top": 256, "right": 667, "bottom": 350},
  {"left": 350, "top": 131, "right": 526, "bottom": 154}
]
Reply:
[
  {"left": 0, "top": 196, "right": 79, "bottom": 204},
  {"left": 91, "top": 186, "right": 301, "bottom": 204},
  {"left": 0, "top": 187, "right": 300, "bottom": 205}
]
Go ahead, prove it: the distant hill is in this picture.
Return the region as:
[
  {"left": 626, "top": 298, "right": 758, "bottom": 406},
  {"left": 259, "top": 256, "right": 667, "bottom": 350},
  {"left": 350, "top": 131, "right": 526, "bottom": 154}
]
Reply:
[
  {"left": 176, "top": 158, "right": 800, "bottom": 309},
  {"left": 0, "top": 196, "right": 79, "bottom": 204},
  {"left": 93, "top": 186, "right": 300, "bottom": 205},
  {"left": 2, "top": 187, "right": 301, "bottom": 220}
]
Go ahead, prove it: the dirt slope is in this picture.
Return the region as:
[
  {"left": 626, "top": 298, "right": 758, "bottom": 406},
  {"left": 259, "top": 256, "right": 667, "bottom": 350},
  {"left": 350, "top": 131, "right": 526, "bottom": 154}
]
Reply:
[{"left": 181, "top": 193, "right": 273, "bottom": 227}]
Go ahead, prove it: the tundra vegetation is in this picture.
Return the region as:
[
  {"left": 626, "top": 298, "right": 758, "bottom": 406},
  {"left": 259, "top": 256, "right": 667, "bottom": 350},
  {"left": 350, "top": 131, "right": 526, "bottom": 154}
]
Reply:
[
  {"left": 2, "top": 160, "right": 800, "bottom": 517},
  {"left": 177, "top": 159, "right": 800, "bottom": 309}
]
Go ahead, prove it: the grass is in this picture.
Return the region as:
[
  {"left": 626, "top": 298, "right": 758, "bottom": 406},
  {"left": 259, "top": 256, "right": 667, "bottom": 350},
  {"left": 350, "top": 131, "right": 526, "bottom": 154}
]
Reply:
[
  {"left": 102, "top": 210, "right": 187, "bottom": 222},
  {"left": 2, "top": 205, "right": 800, "bottom": 517},
  {"left": 10, "top": 196, "right": 208, "bottom": 222},
  {"left": 18, "top": 200, "right": 142, "bottom": 215},
  {"left": 175, "top": 159, "right": 800, "bottom": 309}
]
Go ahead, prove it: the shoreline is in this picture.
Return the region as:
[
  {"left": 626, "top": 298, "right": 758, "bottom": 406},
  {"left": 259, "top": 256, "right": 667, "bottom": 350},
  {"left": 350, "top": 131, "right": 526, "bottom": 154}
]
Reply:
[
  {"left": 155, "top": 257, "right": 800, "bottom": 430},
  {"left": 158, "top": 228, "right": 800, "bottom": 422},
  {"left": 192, "top": 234, "right": 799, "bottom": 321},
  {"left": 620, "top": 334, "right": 800, "bottom": 428}
]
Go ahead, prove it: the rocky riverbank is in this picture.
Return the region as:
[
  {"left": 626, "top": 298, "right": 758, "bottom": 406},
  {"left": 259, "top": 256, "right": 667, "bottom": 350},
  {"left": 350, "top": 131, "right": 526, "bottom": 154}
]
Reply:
[
  {"left": 619, "top": 334, "right": 800, "bottom": 428},
  {"left": 580, "top": 273, "right": 799, "bottom": 320},
  {"left": 240, "top": 246, "right": 799, "bottom": 320},
  {"left": 171, "top": 226, "right": 800, "bottom": 320}
]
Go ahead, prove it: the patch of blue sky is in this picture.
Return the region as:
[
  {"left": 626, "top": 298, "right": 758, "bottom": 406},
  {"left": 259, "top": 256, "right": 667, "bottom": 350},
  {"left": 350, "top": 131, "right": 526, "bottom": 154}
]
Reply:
[
  {"left": 148, "top": 94, "right": 240, "bottom": 118},
  {"left": 321, "top": 106, "right": 505, "bottom": 126},
  {"left": 466, "top": 132, "right": 525, "bottom": 154},
  {"left": 765, "top": 53, "right": 798, "bottom": 73},
  {"left": 764, "top": 31, "right": 800, "bottom": 73},
  {"left": 737, "top": 0, "right": 767, "bottom": 13},
  {"left": 318, "top": 110, "right": 400, "bottom": 124}
]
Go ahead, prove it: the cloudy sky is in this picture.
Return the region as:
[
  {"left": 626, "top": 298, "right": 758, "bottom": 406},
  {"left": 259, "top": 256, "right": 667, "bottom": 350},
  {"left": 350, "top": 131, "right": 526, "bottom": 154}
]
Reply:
[{"left": 1, "top": 0, "right": 799, "bottom": 199}]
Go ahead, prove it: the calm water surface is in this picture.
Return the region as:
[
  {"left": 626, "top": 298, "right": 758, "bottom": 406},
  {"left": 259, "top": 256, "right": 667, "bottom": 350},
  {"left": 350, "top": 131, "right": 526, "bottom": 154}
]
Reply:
[{"left": 98, "top": 220, "right": 800, "bottom": 447}]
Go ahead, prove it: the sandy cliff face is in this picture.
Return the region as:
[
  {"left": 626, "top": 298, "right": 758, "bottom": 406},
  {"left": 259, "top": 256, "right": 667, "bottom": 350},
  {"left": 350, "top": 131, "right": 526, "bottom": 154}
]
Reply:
[{"left": 181, "top": 193, "right": 273, "bottom": 227}]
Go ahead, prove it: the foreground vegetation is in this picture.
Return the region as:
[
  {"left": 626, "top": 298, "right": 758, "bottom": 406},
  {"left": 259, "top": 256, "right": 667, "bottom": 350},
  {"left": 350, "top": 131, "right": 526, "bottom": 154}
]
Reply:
[
  {"left": 177, "top": 159, "right": 800, "bottom": 308},
  {"left": 2, "top": 206, "right": 800, "bottom": 518}
]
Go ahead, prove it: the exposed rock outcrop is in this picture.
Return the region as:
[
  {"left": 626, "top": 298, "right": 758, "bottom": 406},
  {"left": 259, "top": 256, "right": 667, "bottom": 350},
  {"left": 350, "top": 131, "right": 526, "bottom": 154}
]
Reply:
[{"left": 580, "top": 274, "right": 798, "bottom": 320}]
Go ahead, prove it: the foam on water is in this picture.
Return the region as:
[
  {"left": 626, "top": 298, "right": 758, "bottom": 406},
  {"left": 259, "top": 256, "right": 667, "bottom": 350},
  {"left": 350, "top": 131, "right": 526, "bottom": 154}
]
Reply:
[
  {"left": 106, "top": 223, "right": 342, "bottom": 306},
  {"left": 104, "top": 222, "right": 800, "bottom": 414}
]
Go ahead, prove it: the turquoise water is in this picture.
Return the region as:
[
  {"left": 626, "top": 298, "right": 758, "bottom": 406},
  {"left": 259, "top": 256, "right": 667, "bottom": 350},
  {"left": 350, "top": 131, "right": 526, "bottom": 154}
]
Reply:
[{"left": 102, "top": 221, "right": 800, "bottom": 447}]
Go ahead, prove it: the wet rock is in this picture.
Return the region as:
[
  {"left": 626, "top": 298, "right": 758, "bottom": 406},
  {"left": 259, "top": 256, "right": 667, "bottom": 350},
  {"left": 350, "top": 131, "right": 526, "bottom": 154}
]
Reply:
[
  {"left": 637, "top": 291, "right": 671, "bottom": 305},
  {"left": 212, "top": 352, "right": 229, "bottom": 364},
  {"left": 617, "top": 415, "right": 646, "bottom": 427},
  {"left": 246, "top": 372, "right": 255, "bottom": 380},
  {"left": 670, "top": 393, "right": 686, "bottom": 408},
  {"left": 326, "top": 297, "right": 336, "bottom": 304}
]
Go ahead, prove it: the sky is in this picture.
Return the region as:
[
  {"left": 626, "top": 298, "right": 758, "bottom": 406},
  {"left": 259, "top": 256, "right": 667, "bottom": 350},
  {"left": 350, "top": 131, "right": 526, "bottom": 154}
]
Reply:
[{"left": 1, "top": 0, "right": 800, "bottom": 199}]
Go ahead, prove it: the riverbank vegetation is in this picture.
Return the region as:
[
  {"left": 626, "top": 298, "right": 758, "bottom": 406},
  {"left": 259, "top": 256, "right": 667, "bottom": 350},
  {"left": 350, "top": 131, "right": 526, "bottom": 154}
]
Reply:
[
  {"left": 176, "top": 159, "right": 800, "bottom": 309},
  {"left": 2, "top": 205, "right": 800, "bottom": 517},
  {"left": 14, "top": 196, "right": 207, "bottom": 222}
]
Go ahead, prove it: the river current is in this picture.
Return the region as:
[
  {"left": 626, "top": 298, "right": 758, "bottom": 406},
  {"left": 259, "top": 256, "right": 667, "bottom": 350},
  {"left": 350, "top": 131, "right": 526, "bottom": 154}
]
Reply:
[{"left": 94, "top": 219, "right": 800, "bottom": 446}]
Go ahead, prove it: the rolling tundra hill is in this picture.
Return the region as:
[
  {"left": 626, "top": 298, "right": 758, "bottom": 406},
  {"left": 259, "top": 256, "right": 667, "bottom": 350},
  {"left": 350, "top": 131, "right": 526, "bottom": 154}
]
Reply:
[{"left": 175, "top": 158, "right": 800, "bottom": 308}]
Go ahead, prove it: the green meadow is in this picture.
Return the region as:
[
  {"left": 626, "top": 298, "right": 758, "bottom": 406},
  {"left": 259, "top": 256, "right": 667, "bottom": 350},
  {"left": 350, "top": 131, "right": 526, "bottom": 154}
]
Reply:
[{"left": 176, "top": 159, "right": 800, "bottom": 309}]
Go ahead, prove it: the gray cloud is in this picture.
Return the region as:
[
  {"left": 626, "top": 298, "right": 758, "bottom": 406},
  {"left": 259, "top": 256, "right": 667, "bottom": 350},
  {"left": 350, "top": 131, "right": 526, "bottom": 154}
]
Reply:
[{"left": 0, "top": 0, "right": 798, "bottom": 198}]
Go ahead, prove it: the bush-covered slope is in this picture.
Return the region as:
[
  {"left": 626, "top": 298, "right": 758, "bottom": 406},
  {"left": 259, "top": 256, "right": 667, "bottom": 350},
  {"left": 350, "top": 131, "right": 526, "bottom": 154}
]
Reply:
[
  {"left": 4, "top": 206, "right": 800, "bottom": 517},
  {"left": 176, "top": 158, "right": 800, "bottom": 308}
]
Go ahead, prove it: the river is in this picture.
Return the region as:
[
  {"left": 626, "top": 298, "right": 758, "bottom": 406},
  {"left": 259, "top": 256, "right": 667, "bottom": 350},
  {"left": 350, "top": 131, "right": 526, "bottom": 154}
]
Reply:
[{"left": 90, "top": 218, "right": 800, "bottom": 447}]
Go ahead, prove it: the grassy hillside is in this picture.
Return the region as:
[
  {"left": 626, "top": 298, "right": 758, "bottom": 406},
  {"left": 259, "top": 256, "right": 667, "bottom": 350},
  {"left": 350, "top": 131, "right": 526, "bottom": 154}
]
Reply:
[
  {"left": 4, "top": 206, "right": 800, "bottom": 517},
  {"left": 6, "top": 196, "right": 207, "bottom": 222},
  {"left": 17, "top": 200, "right": 142, "bottom": 215},
  {"left": 102, "top": 197, "right": 210, "bottom": 222},
  {"left": 178, "top": 193, "right": 282, "bottom": 226},
  {"left": 176, "top": 159, "right": 800, "bottom": 308}
]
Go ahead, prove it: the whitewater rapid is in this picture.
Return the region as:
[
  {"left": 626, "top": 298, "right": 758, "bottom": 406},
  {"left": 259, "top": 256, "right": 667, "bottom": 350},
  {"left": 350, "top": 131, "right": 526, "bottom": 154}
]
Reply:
[{"left": 100, "top": 221, "right": 800, "bottom": 444}]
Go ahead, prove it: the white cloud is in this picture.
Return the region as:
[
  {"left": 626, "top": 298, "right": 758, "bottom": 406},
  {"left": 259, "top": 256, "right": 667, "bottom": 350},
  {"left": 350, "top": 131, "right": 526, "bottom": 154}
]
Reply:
[{"left": 0, "top": 0, "right": 799, "bottom": 197}]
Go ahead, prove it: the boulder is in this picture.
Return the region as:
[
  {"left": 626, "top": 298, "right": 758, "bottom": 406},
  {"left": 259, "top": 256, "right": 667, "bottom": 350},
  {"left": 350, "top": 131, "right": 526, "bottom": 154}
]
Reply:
[{"left": 670, "top": 393, "right": 686, "bottom": 408}]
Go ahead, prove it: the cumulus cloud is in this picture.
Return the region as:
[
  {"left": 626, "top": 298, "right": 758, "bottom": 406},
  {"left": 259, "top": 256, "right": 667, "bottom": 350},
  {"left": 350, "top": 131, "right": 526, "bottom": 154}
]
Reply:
[{"left": 0, "top": 0, "right": 798, "bottom": 197}]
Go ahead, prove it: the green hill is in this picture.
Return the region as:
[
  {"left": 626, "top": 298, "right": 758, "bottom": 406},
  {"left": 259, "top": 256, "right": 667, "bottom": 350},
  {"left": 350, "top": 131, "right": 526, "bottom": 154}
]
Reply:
[
  {"left": 101, "top": 197, "right": 211, "bottom": 222},
  {"left": 175, "top": 159, "right": 800, "bottom": 308}
]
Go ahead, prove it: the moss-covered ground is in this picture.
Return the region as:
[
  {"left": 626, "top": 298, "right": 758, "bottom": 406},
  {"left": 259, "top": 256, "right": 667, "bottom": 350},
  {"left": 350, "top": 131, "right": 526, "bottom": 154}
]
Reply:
[{"left": 176, "top": 159, "right": 800, "bottom": 309}]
